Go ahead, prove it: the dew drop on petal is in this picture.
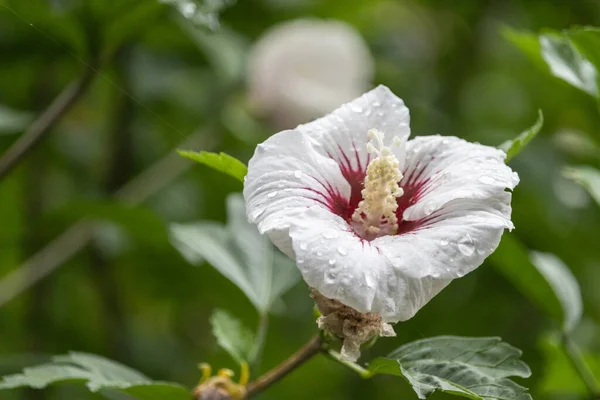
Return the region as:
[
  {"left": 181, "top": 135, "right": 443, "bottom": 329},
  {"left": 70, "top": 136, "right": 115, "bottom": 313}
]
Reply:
[
  {"left": 294, "top": 170, "right": 302, "bottom": 178},
  {"left": 350, "top": 104, "right": 363, "bottom": 113},
  {"left": 440, "top": 239, "right": 449, "bottom": 246},
  {"left": 328, "top": 259, "right": 336, "bottom": 265},
  {"left": 325, "top": 271, "right": 336, "bottom": 284},
  {"left": 457, "top": 234, "right": 475, "bottom": 256},
  {"left": 267, "top": 191, "right": 278, "bottom": 198},
  {"left": 299, "top": 242, "right": 308, "bottom": 251},
  {"left": 323, "top": 231, "right": 339, "bottom": 239},
  {"left": 478, "top": 175, "right": 495, "bottom": 185},
  {"left": 423, "top": 200, "right": 436, "bottom": 216},
  {"left": 337, "top": 246, "right": 348, "bottom": 256},
  {"left": 250, "top": 207, "right": 265, "bottom": 220}
]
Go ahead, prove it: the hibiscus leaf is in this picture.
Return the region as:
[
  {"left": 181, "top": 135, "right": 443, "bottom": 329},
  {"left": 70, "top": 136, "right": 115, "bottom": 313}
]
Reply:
[
  {"left": 368, "top": 336, "right": 531, "bottom": 400},
  {"left": 563, "top": 165, "right": 600, "bottom": 207},
  {"left": 499, "top": 110, "right": 544, "bottom": 162},
  {"left": 177, "top": 150, "right": 247, "bottom": 183},
  {"left": 529, "top": 252, "right": 582, "bottom": 334},
  {"left": 169, "top": 221, "right": 261, "bottom": 309},
  {"left": 502, "top": 27, "right": 548, "bottom": 72},
  {"left": 566, "top": 27, "right": 600, "bottom": 74},
  {"left": 539, "top": 32, "right": 598, "bottom": 97},
  {"left": 0, "top": 352, "right": 190, "bottom": 399},
  {"left": 169, "top": 193, "right": 300, "bottom": 314},
  {"left": 210, "top": 309, "right": 254, "bottom": 364}
]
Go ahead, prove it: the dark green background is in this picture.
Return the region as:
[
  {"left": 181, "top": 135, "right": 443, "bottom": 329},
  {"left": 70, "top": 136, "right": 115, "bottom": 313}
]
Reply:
[{"left": 1, "top": 0, "right": 599, "bottom": 399}]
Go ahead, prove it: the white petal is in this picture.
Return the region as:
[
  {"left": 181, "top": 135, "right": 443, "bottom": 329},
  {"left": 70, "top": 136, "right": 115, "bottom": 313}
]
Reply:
[
  {"left": 401, "top": 135, "right": 518, "bottom": 222},
  {"left": 288, "top": 206, "right": 451, "bottom": 322},
  {"left": 243, "top": 129, "right": 349, "bottom": 256},
  {"left": 297, "top": 85, "right": 411, "bottom": 172},
  {"left": 376, "top": 135, "right": 518, "bottom": 281}
]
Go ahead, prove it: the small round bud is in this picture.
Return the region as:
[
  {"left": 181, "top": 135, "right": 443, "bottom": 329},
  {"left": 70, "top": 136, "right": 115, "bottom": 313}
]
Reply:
[{"left": 194, "top": 384, "right": 234, "bottom": 400}]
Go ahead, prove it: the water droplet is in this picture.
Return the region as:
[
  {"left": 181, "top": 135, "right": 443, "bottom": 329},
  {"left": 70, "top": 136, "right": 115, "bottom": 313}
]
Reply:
[
  {"left": 299, "top": 243, "right": 308, "bottom": 250},
  {"left": 323, "top": 231, "right": 339, "bottom": 239},
  {"left": 478, "top": 175, "right": 495, "bottom": 185},
  {"left": 267, "top": 191, "right": 278, "bottom": 198},
  {"left": 365, "top": 274, "right": 376, "bottom": 288},
  {"left": 297, "top": 258, "right": 304, "bottom": 265},
  {"left": 440, "top": 239, "right": 449, "bottom": 246},
  {"left": 457, "top": 234, "right": 475, "bottom": 256},
  {"left": 294, "top": 170, "right": 302, "bottom": 179},
  {"left": 337, "top": 247, "right": 348, "bottom": 256},
  {"left": 325, "top": 271, "right": 336, "bottom": 284},
  {"left": 350, "top": 105, "right": 363, "bottom": 113},
  {"left": 423, "top": 200, "right": 436, "bottom": 216},
  {"left": 328, "top": 259, "right": 336, "bottom": 265},
  {"left": 250, "top": 208, "right": 265, "bottom": 219},
  {"left": 373, "top": 101, "right": 381, "bottom": 107}
]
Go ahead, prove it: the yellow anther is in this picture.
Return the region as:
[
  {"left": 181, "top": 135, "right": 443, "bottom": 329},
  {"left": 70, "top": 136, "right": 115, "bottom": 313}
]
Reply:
[
  {"left": 218, "top": 368, "right": 235, "bottom": 378},
  {"left": 352, "top": 129, "right": 404, "bottom": 239},
  {"left": 197, "top": 363, "right": 212, "bottom": 385}
]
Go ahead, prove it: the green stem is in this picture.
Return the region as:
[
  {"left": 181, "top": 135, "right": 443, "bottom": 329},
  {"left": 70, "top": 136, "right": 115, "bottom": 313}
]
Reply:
[
  {"left": 562, "top": 334, "right": 600, "bottom": 398},
  {"left": 249, "top": 312, "right": 269, "bottom": 367},
  {"left": 324, "top": 349, "right": 372, "bottom": 379}
]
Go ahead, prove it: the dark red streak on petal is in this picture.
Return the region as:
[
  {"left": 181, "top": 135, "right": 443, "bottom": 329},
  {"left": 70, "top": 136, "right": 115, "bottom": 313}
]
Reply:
[{"left": 302, "top": 146, "right": 433, "bottom": 238}]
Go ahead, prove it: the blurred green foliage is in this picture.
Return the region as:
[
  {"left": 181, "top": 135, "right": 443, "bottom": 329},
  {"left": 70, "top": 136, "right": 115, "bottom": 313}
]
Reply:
[{"left": 1, "top": 0, "right": 600, "bottom": 399}]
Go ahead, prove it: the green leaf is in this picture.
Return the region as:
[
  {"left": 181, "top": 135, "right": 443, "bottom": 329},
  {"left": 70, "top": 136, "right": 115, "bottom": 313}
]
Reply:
[
  {"left": 169, "top": 193, "right": 300, "bottom": 313},
  {"left": 0, "top": 105, "right": 33, "bottom": 134},
  {"left": 566, "top": 27, "right": 600, "bottom": 74},
  {"left": 177, "top": 150, "right": 247, "bottom": 183},
  {"left": 159, "top": 0, "right": 236, "bottom": 31},
  {"left": 502, "top": 27, "right": 548, "bottom": 72},
  {"left": 489, "top": 236, "right": 563, "bottom": 323},
  {"left": 210, "top": 309, "right": 254, "bottom": 364},
  {"left": 0, "top": 352, "right": 190, "bottom": 399},
  {"left": 529, "top": 252, "right": 582, "bottom": 334},
  {"left": 368, "top": 336, "right": 531, "bottom": 400},
  {"left": 539, "top": 33, "right": 598, "bottom": 97},
  {"left": 499, "top": 110, "right": 544, "bottom": 162},
  {"left": 563, "top": 165, "right": 600, "bottom": 207}
]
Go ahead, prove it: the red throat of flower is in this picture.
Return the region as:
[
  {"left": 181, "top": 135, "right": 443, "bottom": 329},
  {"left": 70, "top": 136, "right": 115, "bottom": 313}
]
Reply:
[{"left": 308, "top": 129, "right": 433, "bottom": 240}]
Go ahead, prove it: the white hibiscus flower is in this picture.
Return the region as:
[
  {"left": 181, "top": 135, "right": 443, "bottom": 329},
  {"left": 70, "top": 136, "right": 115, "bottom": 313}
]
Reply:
[
  {"left": 243, "top": 85, "right": 519, "bottom": 361},
  {"left": 247, "top": 18, "right": 373, "bottom": 129}
]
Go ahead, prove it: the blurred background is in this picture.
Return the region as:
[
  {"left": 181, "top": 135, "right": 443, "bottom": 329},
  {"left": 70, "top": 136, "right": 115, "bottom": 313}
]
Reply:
[{"left": 1, "top": 0, "right": 600, "bottom": 399}]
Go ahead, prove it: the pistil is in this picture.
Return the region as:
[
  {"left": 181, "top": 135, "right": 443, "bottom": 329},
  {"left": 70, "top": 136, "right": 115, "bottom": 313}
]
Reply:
[{"left": 352, "top": 129, "right": 403, "bottom": 238}]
